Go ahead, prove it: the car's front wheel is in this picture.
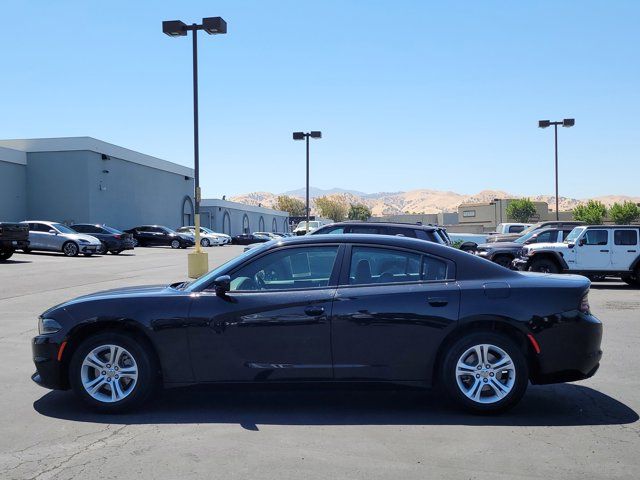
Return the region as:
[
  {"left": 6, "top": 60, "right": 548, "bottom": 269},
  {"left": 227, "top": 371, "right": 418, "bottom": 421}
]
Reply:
[
  {"left": 201, "top": 238, "right": 210, "bottom": 247},
  {"left": 441, "top": 332, "right": 528, "bottom": 414},
  {"left": 62, "top": 241, "right": 79, "bottom": 257},
  {"left": 69, "top": 332, "right": 158, "bottom": 412},
  {"left": 170, "top": 240, "right": 180, "bottom": 249},
  {"left": 493, "top": 255, "right": 513, "bottom": 268},
  {"left": 528, "top": 258, "right": 559, "bottom": 274}
]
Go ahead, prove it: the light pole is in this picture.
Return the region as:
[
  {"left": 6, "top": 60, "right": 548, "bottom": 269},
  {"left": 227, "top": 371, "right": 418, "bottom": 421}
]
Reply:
[
  {"left": 292, "top": 131, "right": 322, "bottom": 233},
  {"left": 163, "top": 17, "right": 227, "bottom": 278},
  {"left": 538, "top": 118, "right": 574, "bottom": 221}
]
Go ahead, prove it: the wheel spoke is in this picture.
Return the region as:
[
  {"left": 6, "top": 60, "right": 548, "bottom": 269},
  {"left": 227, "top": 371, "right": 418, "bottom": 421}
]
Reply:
[
  {"left": 83, "top": 353, "right": 105, "bottom": 370},
  {"left": 492, "top": 356, "right": 513, "bottom": 371},
  {"left": 488, "top": 377, "right": 509, "bottom": 398},
  {"left": 112, "top": 379, "right": 125, "bottom": 400},
  {"left": 89, "top": 378, "right": 107, "bottom": 395},
  {"left": 83, "top": 375, "right": 103, "bottom": 390},
  {"left": 456, "top": 360, "right": 476, "bottom": 377},
  {"left": 469, "top": 378, "right": 483, "bottom": 401}
]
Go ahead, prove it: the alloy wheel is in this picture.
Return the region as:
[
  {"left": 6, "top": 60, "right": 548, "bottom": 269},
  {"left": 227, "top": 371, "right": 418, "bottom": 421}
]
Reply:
[
  {"left": 63, "top": 242, "right": 79, "bottom": 257},
  {"left": 455, "top": 343, "right": 516, "bottom": 404},
  {"left": 80, "top": 344, "right": 138, "bottom": 403},
  {"left": 171, "top": 240, "right": 180, "bottom": 249}
]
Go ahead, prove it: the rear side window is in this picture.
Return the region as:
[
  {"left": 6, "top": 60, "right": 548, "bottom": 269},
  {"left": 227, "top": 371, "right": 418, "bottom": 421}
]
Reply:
[
  {"left": 614, "top": 230, "right": 638, "bottom": 246},
  {"left": 72, "top": 225, "right": 88, "bottom": 233},
  {"left": 387, "top": 227, "right": 416, "bottom": 237},
  {"left": 583, "top": 230, "right": 609, "bottom": 246},
  {"left": 348, "top": 247, "right": 448, "bottom": 285},
  {"left": 415, "top": 230, "right": 437, "bottom": 242},
  {"left": 317, "top": 226, "right": 345, "bottom": 234},
  {"left": 347, "top": 226, "right": 381, "bottom": 234},
  {"left": 508, "top": 225, "right": 525, "bottom": 233}
]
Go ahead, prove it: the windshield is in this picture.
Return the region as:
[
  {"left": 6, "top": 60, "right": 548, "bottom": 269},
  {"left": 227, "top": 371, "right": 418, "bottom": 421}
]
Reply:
[
  {"left": 162, "top": 227, "right": 178, "bottom": 234},
  {"left": 514, "top": 230, "right": 538, "bottom": 244},
  {"left": 103, "top": 226, "right": 123, "bottom": 234},
  {"left": 201, "top": 227, "right": 215, "bottom": 234},
  {"left": 564, "top": 227, "right": 586, "bottom": 243},
  {"left": 516, "top": 222, "right": 543, "bottom": 236},
  {"left": 52, "top": 223, "right": 77, "bottom": 234},
  {"left": 185, "top": 242, "right": 273, "bottom": 291}
]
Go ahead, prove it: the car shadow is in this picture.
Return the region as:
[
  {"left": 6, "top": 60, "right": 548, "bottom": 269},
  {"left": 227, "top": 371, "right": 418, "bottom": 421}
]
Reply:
[
  {"left": 0, "top": 259, "right": 32, "bottom": 264},
  {"left": 34, "top": 383, "right": 637, "bottom": 430},
  {"left": 590, "top": 282, "right": 634, "bottom": 291},
  {"left": 20, "top": 252, "right": 102, "bottom": 258}
]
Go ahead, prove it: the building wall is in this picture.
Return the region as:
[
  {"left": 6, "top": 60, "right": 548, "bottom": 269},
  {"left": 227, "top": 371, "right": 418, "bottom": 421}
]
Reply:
[
  {"left": 24, "top": 150, "right": 194, "bottom": 230},
  {"left": 458, "top": 199, "right": 551, "bottom": 231},
  {"left": 0, "top": 160, "right": 27, "bottom": 221},
  {"left": 200, "top": 199, "right": 289, "bottom": 236}
]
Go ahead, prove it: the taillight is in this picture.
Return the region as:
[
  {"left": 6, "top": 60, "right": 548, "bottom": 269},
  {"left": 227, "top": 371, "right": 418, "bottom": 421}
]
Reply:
[{"left": 579, "top": 293, "right": 590, "bottom": 314}]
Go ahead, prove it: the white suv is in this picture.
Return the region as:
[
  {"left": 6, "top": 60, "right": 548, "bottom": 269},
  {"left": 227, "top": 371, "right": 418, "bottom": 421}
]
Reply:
[{"left": 512, "top": 225, "right": 640, "bottom": 286}]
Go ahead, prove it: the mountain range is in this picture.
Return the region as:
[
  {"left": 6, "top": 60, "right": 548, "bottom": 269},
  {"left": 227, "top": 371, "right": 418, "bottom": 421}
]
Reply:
[{"left": 230, "top": 187, "right": 640, "bottom": 216}]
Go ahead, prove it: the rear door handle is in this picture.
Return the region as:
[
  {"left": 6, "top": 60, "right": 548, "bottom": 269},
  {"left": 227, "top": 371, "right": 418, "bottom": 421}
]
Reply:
[
  {"left": 304, "top": 306, "right": 325, "bottom": 316},
  {"left": 600, "top": 249, "right": 609, "bottom": 252},
  {"left": 628, "top": 250, "right": 637, "bottom": 253},
  {"left": 428, "top": 297, "right": 448, "bottom": 307}
]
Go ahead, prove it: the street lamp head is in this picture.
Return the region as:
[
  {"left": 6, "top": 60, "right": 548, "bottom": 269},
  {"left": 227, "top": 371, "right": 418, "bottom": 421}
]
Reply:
[
  {"left": 538, "top": 120, "right": 551, "bottom": 129},
  {"left": 203, "top": 17, "right": 227, "bottom": 35},
  {"left": 310, "top": 131, "right": 322, "bottom": 139},
  {"left": 162, "top": 20, "right": 188, "bottom": 37},
  {"left": 292, "top": 132, "right": 305, "bottom": 140},
  {"left": 562, "top": 118, "right": 575, "bottom": 127}
]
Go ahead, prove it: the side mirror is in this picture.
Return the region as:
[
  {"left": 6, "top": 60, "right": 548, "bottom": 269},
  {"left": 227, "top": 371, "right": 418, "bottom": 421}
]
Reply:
[
  {"left": 567, "top": 243, "right": 575, "bottom": 248},
  {"left": 579, "top": 238, "right": 587, "bottom": 246},
  {"left": 213, "top": 275, "right": 231, "bottom": 296},
  {"left": 523, "top": 239, "right": 533, "bottom": 244},
  {"left": 48, "top": 229, "right": 57, "bottom": 234}
]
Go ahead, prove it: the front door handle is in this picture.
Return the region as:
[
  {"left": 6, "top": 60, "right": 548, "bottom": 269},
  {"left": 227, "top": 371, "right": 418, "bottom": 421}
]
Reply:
[
  {"left": 600, "top": 249, "right": 609, "bottom": 253},
  {"left": 428, "top": 297, "right": 448, "bottom": 307},
  {"left": 304, "top": 306, "right": 325, "bottom": 316}
]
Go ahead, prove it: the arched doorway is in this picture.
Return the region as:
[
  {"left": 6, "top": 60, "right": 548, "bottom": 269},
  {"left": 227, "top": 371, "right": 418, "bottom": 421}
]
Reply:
[
  {"left": 283, "top": 218, "right": 288, "bottom": 233},
  {"left": 242, "top": 214, "right": 250, "bottom": 234},
  {"left": 222, "top": 211, "right": 231, "bottom": 234},
  {"left": 272, "top": 218, "right": 277, "bottom": 232},
  {"left": 182, "top": 196, "right": 194, "bottom": 226},
  {"left": 259, "top": 216, "right": 265, "bottom": 232}
]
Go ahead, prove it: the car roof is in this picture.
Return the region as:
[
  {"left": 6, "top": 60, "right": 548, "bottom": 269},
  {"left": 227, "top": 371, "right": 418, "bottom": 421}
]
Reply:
[
  {"left": 23, "top": 220, "right": 55, "bottom": 224},
  {"left": 583, "top": 225, "right": 640, "bottom": 229},
  {"left": 318, "top": 221, "right": 441, "bottom": 231}
]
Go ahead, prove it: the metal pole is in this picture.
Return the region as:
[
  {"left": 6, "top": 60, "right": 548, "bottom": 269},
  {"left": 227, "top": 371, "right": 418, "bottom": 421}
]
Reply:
[
  {"left": 192, "top": 26, "right": 202, "bottom": 251},
  {"left": 554, "top": 123, "right": 559, "bottom": 221},
  {"left": 305, "top": 134, "right": 310, "bottom": 234}
]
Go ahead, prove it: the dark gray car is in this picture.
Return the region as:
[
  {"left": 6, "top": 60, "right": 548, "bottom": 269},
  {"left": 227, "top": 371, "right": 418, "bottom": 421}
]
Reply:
[{"left": 486, "top": 221, "right": 584, "bottom": 243}]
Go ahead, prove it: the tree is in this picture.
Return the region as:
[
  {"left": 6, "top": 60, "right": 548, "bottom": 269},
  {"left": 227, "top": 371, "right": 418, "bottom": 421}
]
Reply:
[
  {"left": 315, "top": 196, "right": 348, "bottom": 222},
  {"left": 506, "top": 198, "right": 537, "bottom": 223},
  {"left": 573, "top": 200, "right": 607, "bottom": 225},
  {"left": 608, "top": 201, "right": 640, "bottom": 225},
  {"left": 274, "top": 195, "right": 306, "bottom": 217},
  {"left": 348, "top": 203, "right": 372, "bottom": 221}
]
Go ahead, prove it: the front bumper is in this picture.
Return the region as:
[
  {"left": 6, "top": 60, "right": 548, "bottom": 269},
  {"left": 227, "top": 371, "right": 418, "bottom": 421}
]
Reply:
[
  {"left": 529, "top": 312, "right": 603, "bottom": 385},
  {"left": 32, "top": 334, "right": 67, "bottom": 390},
  {"left": 79, "top": 244, "right": 99, "bottom": 253}
]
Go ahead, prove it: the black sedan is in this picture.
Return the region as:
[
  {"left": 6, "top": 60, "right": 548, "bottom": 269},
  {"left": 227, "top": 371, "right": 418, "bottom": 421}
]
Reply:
[
  {"left": 231, "top": 233, "right": 271, "bottom": 245},
  {"left": 70, "top": 224, "right": 135, "bottom": 255},
  {"left": 123, "top": 225, "right": 194, "bottom": 249},
  {"left": 31, "top": 234, "right": 602, "bottom": 413}
]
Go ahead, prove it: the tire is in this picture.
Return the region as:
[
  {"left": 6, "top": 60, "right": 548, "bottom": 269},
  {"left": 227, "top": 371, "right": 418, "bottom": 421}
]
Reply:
[
  {"left": 22, "top": 248, "right": 31, "bottom": 254},
  {"left": 97, "top": 242, "right": 107, "bottom": 254},
  {"left": 170, "top": 240, "right": 180, "bottom": 249},
  {"left": 0, "top": 250, "right": 14, "bottom": 261},
  {"left": 528, "top": 258, "right": 560, "bottom": 274},
  {"left": 441, "top": 331, "right": 528, "bottom": 414},
  {"left": 68, "top": 332, "right": 159, "bottom": 413},
  {"left": 201, "top": 238, "right": 210, "bottom": 247},
  {"left": 622, "top": 268, "right": 640, "bottom": 287},
  {"left": 460, "top": 242, "right": 477, "bottom": 253},
  {"left": 111, "top": 250, "right": 122, "bottom": 255},
  {"left": 83, "top": 253, "right": 93, "bottom": 257},
  {"left": 493, "top": 255, "right": 513, "bottom": 268},
  {"left": 62, "top": 241, "right": 79, "bottom": 257},
  {"left": 132, "top": 238, "right": 139, "bottom": 247}
]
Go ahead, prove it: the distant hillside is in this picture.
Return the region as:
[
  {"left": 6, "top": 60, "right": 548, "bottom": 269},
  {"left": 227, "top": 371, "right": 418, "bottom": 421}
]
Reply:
[{"left": 229, "top": 188, "right": 640, "bottom": 216}]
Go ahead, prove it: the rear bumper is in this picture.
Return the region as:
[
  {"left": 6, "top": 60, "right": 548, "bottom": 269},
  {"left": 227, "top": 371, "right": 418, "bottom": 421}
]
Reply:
[
  {"left": 32, "top": 335, "right": 67, "bottom": 390},
  {"left": 529, "top": 313, "right": 603, "bottom": 385},
  {"left": 0, "top": 239, "right": 29, "bottom": 250}
]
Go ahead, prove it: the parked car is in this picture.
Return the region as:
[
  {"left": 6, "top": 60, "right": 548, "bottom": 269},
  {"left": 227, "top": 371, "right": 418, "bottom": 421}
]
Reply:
[
  {"left": 231, "top": 233, "right": 272, "bottom": 245},
  {"left": 293, "top": 220, "right": 328, "bottom": 235},
  {"left": 486, "top": 221, "right": 584, "bottom": 243},
  {"left": 70, "top": 224, "right": 135, "bottom": 255},
  {"left": 176, "top": 226, "right": 226, "bottom": 247},
  {"left": 448, "top": 232, "right": 492, "bottom": 252},
  {"left": 489, "top": 223, "right": 533, "bottom": 236},
  {"left": 21, "top": 221, "right": 101, "bottom": 257},
  {"left": 475, "top": 227, "right": 576, "bottom": 268},
  {"left": 311, "top": 221, "right": 452, "bottom": 246},
  {"left": 513, "top": 225, "right": 640, "bottom": 285},
  {"left": 123, "top": 225, "right": 194, "bottom": 249},
  {"left": 32, "top": 234, "right": 602, "bottom": 414},
  {"left": 0, "top": 222, "right": 30, "bottom": 261}
]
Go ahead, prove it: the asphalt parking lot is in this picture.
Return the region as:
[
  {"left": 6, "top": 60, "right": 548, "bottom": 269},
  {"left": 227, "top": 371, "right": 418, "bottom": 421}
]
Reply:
[{"left": 0, "top": 246, "right": 638, "bottom": 480}]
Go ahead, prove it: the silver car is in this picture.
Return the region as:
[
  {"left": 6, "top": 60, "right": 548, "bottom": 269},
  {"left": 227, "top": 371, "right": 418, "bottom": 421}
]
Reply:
[{"left": 21, "top": 221, "right": 101, "bottom": 257}]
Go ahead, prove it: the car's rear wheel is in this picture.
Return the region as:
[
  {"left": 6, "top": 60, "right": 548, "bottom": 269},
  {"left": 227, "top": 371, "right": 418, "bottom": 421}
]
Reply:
[
  {"left": 0, "top": 250, "right": 14, "bottom": 261},
  {"left": 111, "top": 250, "right": 122, "bottom": 255},
  {"left": 132, "top": 238, "right": 139, "bottom": 247},
  {"left": 69, "top": 332, "right": 158, "bottom": 412},
  {"left": 493, "top": 255, "right": 513, "bottom": 268},
  {"left": 622, "top": 269, "right": 640, "bottom": 287},
  {"left": 170, "top": 240, "right": 180, "bottom": 249},
  {"left": 22, "top": 248, "right": 31, "bottom": 254},
  {"left": 62, "top": 241, "right": 79, "bottom": 257},
  {"left": 201, "top": 238, "right": 210, "bottom": 247},
  {"left": 528, "top": 258, "right": 559, "bottom": 274},
  {"left": 97, "top": 242, "right": 107, "bottom": 254},
  {"left": 441, "top": 332, "right": 528, "bottom": 414}
]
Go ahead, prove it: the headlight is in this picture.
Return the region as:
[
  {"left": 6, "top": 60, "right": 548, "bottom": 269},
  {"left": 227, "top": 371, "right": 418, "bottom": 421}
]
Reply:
[
  {"left": 78, "top": 239, "right": 89, "bottom": 244},
  {"left": 38, "top": 317, "right": 62, "bottom": 335}
]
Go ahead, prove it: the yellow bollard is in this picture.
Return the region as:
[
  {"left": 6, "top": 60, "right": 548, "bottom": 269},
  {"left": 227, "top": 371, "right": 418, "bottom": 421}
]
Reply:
[{"left": 188, "top": 213, "right": 208, "bottom": 278}]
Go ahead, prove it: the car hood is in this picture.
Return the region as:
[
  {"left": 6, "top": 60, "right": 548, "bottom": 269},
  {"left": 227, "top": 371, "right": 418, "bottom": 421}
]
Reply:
[
  {"left": 477, "top": 241, "right": 522, "bottom": 250},
  {"left": 526, "top": 242, "right": 569, "bottom": 252}
]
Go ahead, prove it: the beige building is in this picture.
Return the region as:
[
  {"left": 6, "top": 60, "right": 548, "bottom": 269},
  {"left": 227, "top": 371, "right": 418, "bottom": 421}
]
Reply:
[{"left": 457, "top": 198, "right": 569, "bottom": 231}]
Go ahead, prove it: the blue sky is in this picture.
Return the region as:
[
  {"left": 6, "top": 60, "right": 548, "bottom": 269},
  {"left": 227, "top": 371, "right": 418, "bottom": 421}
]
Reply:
[{"left": 1, "top": 1, "right": 638, "bottom": 198}]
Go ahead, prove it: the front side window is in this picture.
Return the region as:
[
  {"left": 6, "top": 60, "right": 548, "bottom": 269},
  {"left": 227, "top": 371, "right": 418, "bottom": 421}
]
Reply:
[
  {"left": 583, "top": 229, "right": 609, "bottom": 246},
  {"left": 533, "top": 230, "right": 554, "bottom": 243},
  {"left": 229, "top": 246, "right": 339, "bottom": 291},
  {"left": 348, "top": 246, "right": 447, "bottom": 285},
  {"left": 614, "top": 230, "right": 638, "bottom": 246}
]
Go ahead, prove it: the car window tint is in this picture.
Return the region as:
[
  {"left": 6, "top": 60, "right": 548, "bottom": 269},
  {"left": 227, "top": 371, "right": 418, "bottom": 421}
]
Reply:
[
  {"left": 614, "top": 230, "right": 638, "bottom": 246},
  {"left": 534, "top": 231, "right": 553, "bottom": 243},
  {"left": 560, "top": 230, "right": 573, "bottom": 241},
  {"left": 72, "top": 225, "right": 88, "bottom": 233},
  {"left": 348, "top": 226, "right": 381, "bottom": 234},
  {"left": 349, "top": 247, "right": 421, "bottom": 285},
  {"left": 422, "top": 255, "right": 448, "bottom": 281},
  {"left": 584, "top": 230, "right": 608, "bottom": 246},
  {"left": 317, "top": 226, "right": 345, "bottom": 234},
  {"left": 229, "top": 246, "right": 339, "bottom": 291},
  {"left": 387, "top": 227, "right": 415, "bottom": 237},
  {"left": 508, "top": 225, "right": 525, "bottom": 233},
  {"left": 31, "top": 223, "right": 49, "bottom": 232}
]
